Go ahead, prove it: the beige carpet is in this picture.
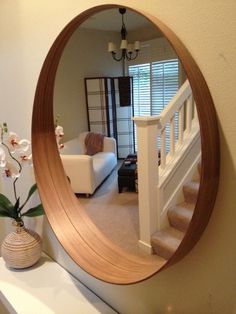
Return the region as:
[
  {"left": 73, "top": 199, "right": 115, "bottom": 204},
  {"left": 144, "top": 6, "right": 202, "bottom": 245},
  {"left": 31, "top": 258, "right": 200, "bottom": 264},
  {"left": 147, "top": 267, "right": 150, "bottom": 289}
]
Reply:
[{"left": 78, "top": 162, "right": 159, "bottom": 261}]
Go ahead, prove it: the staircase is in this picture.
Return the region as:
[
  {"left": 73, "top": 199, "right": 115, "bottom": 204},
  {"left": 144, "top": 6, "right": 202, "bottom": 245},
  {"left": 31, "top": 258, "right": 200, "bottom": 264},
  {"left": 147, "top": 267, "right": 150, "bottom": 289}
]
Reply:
[
  {"left": 133, "top": 80, "right": 201, "bottom": 254},
  {"left": 151, "top": 163, "right": 201, "bottom": 259}
]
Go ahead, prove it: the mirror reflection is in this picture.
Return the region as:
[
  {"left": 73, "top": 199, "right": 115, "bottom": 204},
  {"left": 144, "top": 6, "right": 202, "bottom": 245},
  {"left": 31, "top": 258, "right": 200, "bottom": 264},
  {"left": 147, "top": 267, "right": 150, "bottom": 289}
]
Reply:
[{"left": 53, "top": 8, "right": 201, "bottom": 261}]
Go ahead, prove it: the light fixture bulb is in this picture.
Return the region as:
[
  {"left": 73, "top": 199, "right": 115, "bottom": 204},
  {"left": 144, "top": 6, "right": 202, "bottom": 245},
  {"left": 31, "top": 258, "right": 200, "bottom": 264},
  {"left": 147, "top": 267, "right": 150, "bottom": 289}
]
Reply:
[
  {"left": 134, "top": 41, "right": 140, "bottom": 51},
  {"left": 120, "top": 40, "right": 128, "bottom": 50},
  {"left": 127, "top": 44, "right": 133, "bottom": 53},
  {"left": 108, "top": 42, "right": 116, "bottom": 52}
]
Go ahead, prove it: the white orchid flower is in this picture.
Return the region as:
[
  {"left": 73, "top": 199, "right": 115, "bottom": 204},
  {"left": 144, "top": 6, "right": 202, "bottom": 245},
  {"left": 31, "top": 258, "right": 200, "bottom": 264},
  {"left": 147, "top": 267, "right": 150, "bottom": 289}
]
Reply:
[
  {"left": 18, "top": 139, "right": 30, "bottom": 152},
  {"left": 7, "top": 132, "right": 31, "bottom": 154},
  {"left": 58, "top": 143, "right": 64, "bottom": 150},
  {"left": 55, "top": 125, "right": 64, "bottom": 150},
  {"left": 7, "top": 132, "right": 20, "bottom": 152},
  {"left": 3, "top": 161, "right": 20, "bottom": 179},
  {"left": 19, "top": 153, "right": 32, "bottom": 166},
  {"left": 0, "top": 146, "right": 6, "bottom": 168},
  {"left": 55, "top": 125, "right": 64, "bottom": 138}
]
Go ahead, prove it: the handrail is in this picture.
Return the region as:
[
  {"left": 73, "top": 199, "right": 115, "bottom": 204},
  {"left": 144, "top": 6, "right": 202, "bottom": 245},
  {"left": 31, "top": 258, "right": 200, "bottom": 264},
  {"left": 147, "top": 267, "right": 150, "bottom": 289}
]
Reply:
[
  {"left": 158, "top": 80, "right": 198, "bottom": 170},
  {"left": 158, "top": 79, "right": 192, "bottom": 129}
]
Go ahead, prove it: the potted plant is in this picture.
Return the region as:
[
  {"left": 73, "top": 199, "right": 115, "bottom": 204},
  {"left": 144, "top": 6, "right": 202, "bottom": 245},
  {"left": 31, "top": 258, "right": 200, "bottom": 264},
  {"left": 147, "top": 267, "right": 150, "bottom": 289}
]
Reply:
[{"left": 0, "top": 122, "right": 44, "bottom": 269}]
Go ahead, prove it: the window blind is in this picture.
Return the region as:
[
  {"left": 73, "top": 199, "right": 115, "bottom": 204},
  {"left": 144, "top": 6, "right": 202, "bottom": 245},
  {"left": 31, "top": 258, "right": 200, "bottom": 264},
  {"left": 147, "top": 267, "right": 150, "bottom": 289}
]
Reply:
[
  {"left": 130, "top": 63, "right": 151, "bottom": 116},
  {"left": 129, "top": 59, "right": 179, "bottom": 152}
]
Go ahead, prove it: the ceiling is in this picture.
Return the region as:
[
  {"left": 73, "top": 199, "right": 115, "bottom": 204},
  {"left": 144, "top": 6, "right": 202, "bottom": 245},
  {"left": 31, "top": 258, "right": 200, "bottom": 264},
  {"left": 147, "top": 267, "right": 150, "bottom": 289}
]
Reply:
[{"left": 81, "top": 8, "right": 152, "bottom": 32}]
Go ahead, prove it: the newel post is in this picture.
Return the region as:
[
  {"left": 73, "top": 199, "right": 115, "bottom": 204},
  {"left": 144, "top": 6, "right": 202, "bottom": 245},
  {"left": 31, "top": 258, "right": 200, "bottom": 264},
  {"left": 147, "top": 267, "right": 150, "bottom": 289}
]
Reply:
[{"left": 133, "top": 116, "right": 161, "bottom": 253}]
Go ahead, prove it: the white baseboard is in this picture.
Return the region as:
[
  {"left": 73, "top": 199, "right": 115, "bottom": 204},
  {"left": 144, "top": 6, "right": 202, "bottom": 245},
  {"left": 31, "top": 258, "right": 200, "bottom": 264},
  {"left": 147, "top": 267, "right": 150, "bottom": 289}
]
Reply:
[{"left": 138, "top": 240, "right": 153, "bottom": 254}]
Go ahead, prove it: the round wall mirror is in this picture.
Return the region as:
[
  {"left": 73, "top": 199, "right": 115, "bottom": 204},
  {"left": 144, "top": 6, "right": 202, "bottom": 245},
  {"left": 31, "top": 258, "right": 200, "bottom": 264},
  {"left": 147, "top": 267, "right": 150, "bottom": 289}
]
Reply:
[
  {"left": 53, "top": 7, "right": 189, "bottom": 260},
  {"left": 32, "top": 5, "right": 220, "bottom": 284}
]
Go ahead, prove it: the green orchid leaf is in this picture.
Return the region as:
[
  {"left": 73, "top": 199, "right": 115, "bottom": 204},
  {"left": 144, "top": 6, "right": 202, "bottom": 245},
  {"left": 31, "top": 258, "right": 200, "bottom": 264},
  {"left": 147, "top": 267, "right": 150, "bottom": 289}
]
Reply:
[
  {"left": 0, "top": 208, "right": 12, "bottom": 218},
  {"left": 0, "top": 193, "right": 14, "bottom": 211},
  {"left": 27, "top": 183, "right": 38, "bottom": 201},
  {"left": 19, "top": 183, "right": 38, "bottom": 210},
  {"left": 22, "top": 203, "right": 44, "bottom": 217},
  {"left": 0, "top": 194, "right": 16, "bottom": 219}
]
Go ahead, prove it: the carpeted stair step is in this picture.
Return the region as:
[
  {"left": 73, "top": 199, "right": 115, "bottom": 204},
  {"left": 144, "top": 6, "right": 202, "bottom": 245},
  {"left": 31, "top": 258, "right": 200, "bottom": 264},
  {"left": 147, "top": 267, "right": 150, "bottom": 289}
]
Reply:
[
  {"left": 151, "top": 227, "right": 185, "bottom": 260},
  {"left": 167, "top": 202, "right": 194, "bottom": 232},
  {"left": 183, "top": 181, "right": 200, "bottom": 204}
]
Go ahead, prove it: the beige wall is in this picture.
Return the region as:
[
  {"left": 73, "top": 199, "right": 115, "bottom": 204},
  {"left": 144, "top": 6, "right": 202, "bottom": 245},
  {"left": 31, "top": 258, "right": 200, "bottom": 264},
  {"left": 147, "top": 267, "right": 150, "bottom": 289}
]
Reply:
[
  {"left": 54, "top": 27, "right": 121, "bottom": 141},
  {"left": 128, "top": 25, "right": 163, "bottom": 42},
  {"left": 1, "top": 1, "right": 236, "bottom": 313},
  {"left": 128, "top": 37, "right": 177, "bottom": 65}
]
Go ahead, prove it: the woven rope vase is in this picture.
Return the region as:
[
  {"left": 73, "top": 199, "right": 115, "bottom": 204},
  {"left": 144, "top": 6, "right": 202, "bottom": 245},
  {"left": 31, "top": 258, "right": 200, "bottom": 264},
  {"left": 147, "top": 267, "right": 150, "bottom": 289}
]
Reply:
[{"left": 1, "top": 225, "right": 42, "bottom": 269}]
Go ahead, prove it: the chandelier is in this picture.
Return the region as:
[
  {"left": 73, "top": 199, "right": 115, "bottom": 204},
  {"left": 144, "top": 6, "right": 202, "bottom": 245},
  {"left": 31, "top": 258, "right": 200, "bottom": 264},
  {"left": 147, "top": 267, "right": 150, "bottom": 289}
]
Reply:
[{"left": 108, "top": 8, "right": 140, "bottom": 62}]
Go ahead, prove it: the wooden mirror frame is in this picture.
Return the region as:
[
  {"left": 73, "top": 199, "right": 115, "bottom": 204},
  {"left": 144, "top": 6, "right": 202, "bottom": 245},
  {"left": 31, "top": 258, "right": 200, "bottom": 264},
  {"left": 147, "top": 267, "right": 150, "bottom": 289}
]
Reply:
[{"left": 32, "top": 5, "right": 220, "bottom": 284}]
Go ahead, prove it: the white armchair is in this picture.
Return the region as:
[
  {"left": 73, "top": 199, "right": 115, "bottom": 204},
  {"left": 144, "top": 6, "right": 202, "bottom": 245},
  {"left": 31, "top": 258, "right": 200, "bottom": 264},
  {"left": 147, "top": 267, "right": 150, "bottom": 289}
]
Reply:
[{"left": 60, "top": 132, "right": 117, "bottom": 195}]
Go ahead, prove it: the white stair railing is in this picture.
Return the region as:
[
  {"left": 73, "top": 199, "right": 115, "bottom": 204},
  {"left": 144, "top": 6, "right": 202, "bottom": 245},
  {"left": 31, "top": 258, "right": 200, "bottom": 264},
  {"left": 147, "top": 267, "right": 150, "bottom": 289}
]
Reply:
[
  {"left": 133, "top": 80, "right": 200, "bottom": 252},
  {"left": 158, "top": 80, "right": 197, "bottom": 169}
]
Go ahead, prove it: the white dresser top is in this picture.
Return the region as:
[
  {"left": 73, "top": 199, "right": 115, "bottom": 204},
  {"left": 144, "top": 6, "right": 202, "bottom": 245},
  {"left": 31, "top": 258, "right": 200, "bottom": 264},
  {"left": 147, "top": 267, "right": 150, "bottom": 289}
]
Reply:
[{"left": 0, "top": 253, "right": 117, "bottom": 314}]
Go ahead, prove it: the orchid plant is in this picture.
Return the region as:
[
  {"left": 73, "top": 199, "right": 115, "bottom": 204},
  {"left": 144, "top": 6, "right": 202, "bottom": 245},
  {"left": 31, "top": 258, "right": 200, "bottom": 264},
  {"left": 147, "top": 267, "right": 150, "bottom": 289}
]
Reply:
[{"left": 0, "top": 122, "right": 44, "bottom": 227}]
